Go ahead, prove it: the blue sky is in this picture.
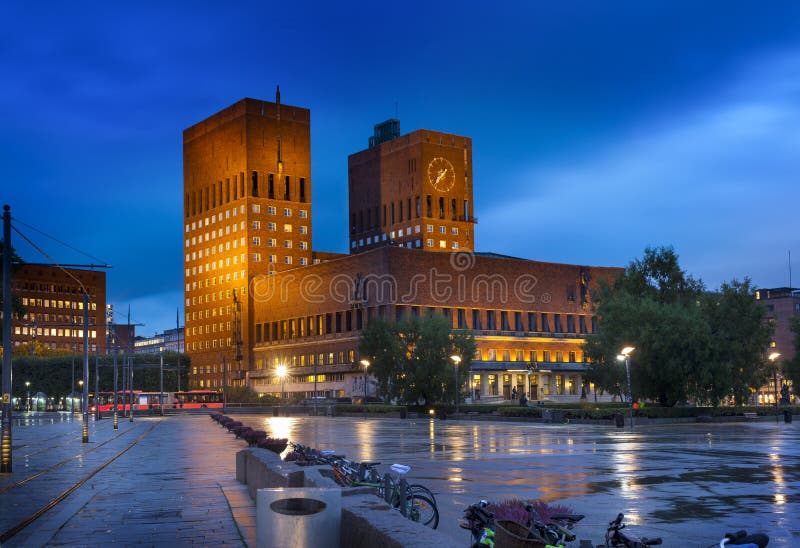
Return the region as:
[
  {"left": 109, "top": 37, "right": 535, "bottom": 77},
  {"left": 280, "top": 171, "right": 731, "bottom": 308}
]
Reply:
[{"left": 2, "top": 1, "right": 799, "bottom": 336}]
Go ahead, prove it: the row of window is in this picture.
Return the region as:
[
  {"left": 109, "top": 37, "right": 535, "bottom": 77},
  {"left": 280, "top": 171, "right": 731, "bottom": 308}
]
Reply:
[
  {"left": 351, "top": 196, "right": 470, "bottom": 234},
  {"left": 185, "top": 222, "right": 309, "bottom": 248},
  {"left": 14, "top": 282, "right": 99, "bottom": 295},
  {"left": 352, "top": 237, "right": 458, "bottom": 250},
  {"left": 255, "top": 306, "right": 596, "bottom": 344},
  {"left": 184, "top": 173, "right": 308, "bottom": 218},
  {"left": 14, "top": 326, "right": 98, "bottom": 338},
  {"left": 19, "top": 298, "right": 98, "bottom": 311}
]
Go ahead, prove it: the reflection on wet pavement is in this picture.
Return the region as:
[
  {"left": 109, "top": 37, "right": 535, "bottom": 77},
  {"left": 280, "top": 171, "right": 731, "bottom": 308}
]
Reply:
[{"left": 240, "top": 415, "right": 799, "bottom": 547}]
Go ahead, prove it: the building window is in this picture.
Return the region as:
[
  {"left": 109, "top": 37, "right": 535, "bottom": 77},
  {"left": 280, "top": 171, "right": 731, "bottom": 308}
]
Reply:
[
  {"left": 426, "top": 239, "right": 433, "bottom": 247},
  {"left": 268, "top": 222, "right": 276, "bottom": 231},
  {"left": 268, "top": 238, "right": 276, "bottom": 247},
  {"left": 426, "top": 195, "right": 432, "bottom": 217},
  {"left": 299, "top": 178, "right": 306, "bottom": 203},
  {"left": 426, "top": 224, "right": 433, "bottom": 232},
  {"left": 439, "top": 226, "right": 446, "bottom": 234},
  {"left": 439, "top": 240, "right": 446, "bottom": 248},
  {"left": 541, "top": 313, "right": 550, "bottom": 332},
  {"left": 252, "top": 204, "right": 261, "bottom": 213},
  {"left": 299, "top": 225, "right": 307, "bottom": 234},
  {"left": 284, "top": 224, "right": 292, "bottom": 232},
  {"left": 252, "top": 221, "right": 260, "bottom": 230},
  {"left": 252, "top": 237, "right": 260, "bottom": 246},
  {"left": 284, "top": 208, "right": 292, "bottom": 216},
  {"left": 438, "top": 197, "right": 445, "bottom": 219},
  {"left": 268, "top": 206, "right": 276, "bottom": 214},
  {"left": 299, "top": 210, "right": 308, "bottom": 218},
  {"left": 283, "top": 240, "right": 292, "bottom": 248},
  {"left": 284, "top": 256, "right": 293, "bottom": 264},
  {"left": 415, "top": 196, "right": 421, "bottom": 218},
  {"left": 268, "top": 174, "right": 275, "bottom": 198},
  {"left": 451, "top": 242, "right": 458, "bottom": 249},
  {"left": 252, "top": 253, "right": 261, "bottom": 262}
]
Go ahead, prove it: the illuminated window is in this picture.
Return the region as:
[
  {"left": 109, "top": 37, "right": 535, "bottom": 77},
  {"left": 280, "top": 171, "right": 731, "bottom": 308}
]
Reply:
[
  {"left": 439, "top": 240, "right": 446, "bottom": 248},
  {"left": 284, "top": 224, "right": 293, "bottom": 232}
]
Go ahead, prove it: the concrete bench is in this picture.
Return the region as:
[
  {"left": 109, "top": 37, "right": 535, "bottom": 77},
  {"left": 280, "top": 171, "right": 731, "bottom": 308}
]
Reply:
[
  {"left": 743, "top": 412, "right": 758, "bottom": 420},
  {"left": 236, "top": 448, "right": 460, "bottom": 548}
]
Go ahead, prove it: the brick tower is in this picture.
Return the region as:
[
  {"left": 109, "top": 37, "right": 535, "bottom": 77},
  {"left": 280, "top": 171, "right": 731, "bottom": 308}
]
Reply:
[
  {"left": 348, "top": 121, "right": 476, "bottom": 254},
  {"left": 183, "top": 90, "right": 312, "bottom": 389}
]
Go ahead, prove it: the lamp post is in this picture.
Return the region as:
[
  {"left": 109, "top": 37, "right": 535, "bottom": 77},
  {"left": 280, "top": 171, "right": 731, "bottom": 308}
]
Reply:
[
  {"left": 618, "top": 346, "right": 635, "bottom": 430},
  {"left": 450, "top": 355, "right": 462, "bottom": 414},
  {"left": 159, "top": 347, "right": 164, "bottom": 416},
  {"left": 78, "top": 380, "right": 84, "bottom": 413},
  {"left": 360, "top": 360, "right": 370, "bottom": 403},
  {"left": 769, "top": 352, "right": 781, "bottom": 424},
  {"left": 276, "top": 365, "right": 287, "bottom": 401},
  {"left": 25, "top": 382, "right": 30, "bottom": 412}
]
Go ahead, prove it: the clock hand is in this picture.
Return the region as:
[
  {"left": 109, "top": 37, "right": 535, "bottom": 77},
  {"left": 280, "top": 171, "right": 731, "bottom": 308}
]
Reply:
[{"left": 435, "top": 169, "right": 446, "bottom": 184}]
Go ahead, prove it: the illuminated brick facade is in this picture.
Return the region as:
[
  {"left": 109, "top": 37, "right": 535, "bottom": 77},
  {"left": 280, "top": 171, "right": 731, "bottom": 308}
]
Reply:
[
  {"left": 349, "top": 125, "right": 476, "bottom": 254},
  {"left": 249, "top": 246, "right": 620, "bottom": 400},
  {"left": 184, "top": 99, "right": 623, "bottom": 399},
  {"left": 183, "top": 93, "right": 312, "bottom": 387},
  {"left": 10, "top": 264, "right": 106, "bottom": 353}
]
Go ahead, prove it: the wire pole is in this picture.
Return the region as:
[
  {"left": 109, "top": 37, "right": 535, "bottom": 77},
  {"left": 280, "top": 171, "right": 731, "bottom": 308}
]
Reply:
[
  {"left": 82, "top": 292, "right": 89, "bottom": 443},
  {"left": 2, "top": 205, "right": 14, "bottom": 472}
]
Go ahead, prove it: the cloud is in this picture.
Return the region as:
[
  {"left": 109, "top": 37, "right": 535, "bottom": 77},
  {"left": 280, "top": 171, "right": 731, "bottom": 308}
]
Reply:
[{"left": 479, "top": 50, "right": 800, "bottom": 289}]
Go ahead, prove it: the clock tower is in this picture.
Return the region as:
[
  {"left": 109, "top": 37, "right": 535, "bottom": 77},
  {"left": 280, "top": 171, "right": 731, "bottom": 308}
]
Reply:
[{"left": 348, "top": 120, "right": 476, "bottom": 254}]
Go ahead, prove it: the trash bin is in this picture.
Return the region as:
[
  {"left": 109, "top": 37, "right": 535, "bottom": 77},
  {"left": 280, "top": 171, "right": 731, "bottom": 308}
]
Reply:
[
  {"left": 272, "top": 406, "right": 279, "bottom": 417},
  {"left": 613, "top": 413, "right": 624, "bottom": 428},
  {"left": 784, "top": 409, "right": 793, "bottom": 423},
  {"left": 257, "top": 487, "right": 341, "bottom": 548}
]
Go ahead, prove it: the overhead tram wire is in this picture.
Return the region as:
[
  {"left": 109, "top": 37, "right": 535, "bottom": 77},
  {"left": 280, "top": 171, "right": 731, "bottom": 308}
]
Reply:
[
  {"left": 11, "top": 216, "right": 110, "bottom": 267},
  {"left": 10, "top": 221, "right": 111, "bottom": 445}
]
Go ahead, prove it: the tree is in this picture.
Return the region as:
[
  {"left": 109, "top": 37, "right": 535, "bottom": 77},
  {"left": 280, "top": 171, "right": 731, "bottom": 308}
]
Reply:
[
  {"left": 359, "top": 313, "right": 476, "bottom": 405},
  {"left": 786, "top": 316, "right": 800, "bottom": 395},
  {"left": 700, "top": 279, "right": 773, "bottom": 405},
  {"left": 0, "top": 239, "right": 26, "bottom": 346},
  {"left": 585, "top": 246, "right": 772, "bottom": 406}
]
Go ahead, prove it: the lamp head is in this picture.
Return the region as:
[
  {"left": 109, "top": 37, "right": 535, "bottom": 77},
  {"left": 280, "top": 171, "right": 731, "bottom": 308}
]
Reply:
[
  {"left": 359, "top": 359, "right": 370, "bottom": 367},
  {"left": 620, "top": 346, "right": 635, "bottom": 356},
  {"left": 450, "top": 355, "right": 462, "bottom": 364},
  {"left": 276, "top": 364, "right": 287, "bottom": 378},
  {"left": 768, "top": 352, "right": 781, "bottom": 362}
]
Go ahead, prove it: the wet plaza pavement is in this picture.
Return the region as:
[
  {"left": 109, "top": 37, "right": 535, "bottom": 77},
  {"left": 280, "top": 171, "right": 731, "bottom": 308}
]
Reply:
[
  {"left": 1, "top": 412, "right": 797, "bottom": 547},
  {"left": 242, "top": 413, "right": 799, "bottom": 547}
]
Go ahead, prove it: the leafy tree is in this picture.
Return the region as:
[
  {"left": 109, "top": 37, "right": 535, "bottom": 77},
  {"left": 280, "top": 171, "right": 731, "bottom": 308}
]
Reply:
[
  {"left": 0, "top": 239, "right": 26, "bottom": 346},
  {"left": 585, "top": 247, "right": 772, "bottom": 406},
  {"left": 700, "top": 279, "right": 773, "bottom": 405},
  {"left": 785, "top": 316, "right": 800, "bottom": 394},
  {"left": 359, "top": 313, "right": 476, "bottom": 405}
]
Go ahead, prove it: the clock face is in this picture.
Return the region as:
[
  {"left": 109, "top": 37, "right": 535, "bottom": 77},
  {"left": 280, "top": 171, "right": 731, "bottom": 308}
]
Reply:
[{"left": 427, "top": 157, "right": 455, "bottom": 192}]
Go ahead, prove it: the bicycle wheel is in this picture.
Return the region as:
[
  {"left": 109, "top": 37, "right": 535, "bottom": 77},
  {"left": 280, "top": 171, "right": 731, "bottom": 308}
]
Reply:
[
  {"left": 407, "top": 493, "right": 439, "bottom": 529},
  {"left": 406, "top": 483, "right": 437, "bottom": 504}
]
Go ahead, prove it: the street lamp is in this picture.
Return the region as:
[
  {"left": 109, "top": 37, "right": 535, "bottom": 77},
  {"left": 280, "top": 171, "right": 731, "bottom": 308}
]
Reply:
[
  {"left": 25, "top": 381, "right": 30, "bottom": 412},
  {"left": 618, "top": 346, "right": 635, "bottom": 430},
  {"left": 78, "top": 380, "right": 84, "bottom": 413},
  {"left": 450, "top": 355, "right": 462, "bottom": 414},
  {"left": 276, "top": 365, "right": 287, "bottom": 401},
  {"left": 360, "top": 359, "right": 370, "bottom": 403},
  {"left": 769, "top": 352, "right": 781, "bottom": 423}
]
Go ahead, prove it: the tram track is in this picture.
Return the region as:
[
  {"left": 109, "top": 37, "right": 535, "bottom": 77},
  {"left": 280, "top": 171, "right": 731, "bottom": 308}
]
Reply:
[
  {"left": 0, "top": 421, "right": 144, "bottom": 495},
  {"left": 0, "top": 420, "right": 161, "bottom": 543}
]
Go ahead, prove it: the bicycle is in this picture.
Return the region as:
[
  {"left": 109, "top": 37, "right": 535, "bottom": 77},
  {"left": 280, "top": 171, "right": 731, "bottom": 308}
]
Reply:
[
  {"left": 708, "top": 530, "right": 768, "bottom": 548},
  {"left": 460, "top": 500, "right": 496, "bottom": 547},
  {"left": 525, "top": 503, "right": 584, "bottom": 546},
  {"left": 604, "top": 514, "right": 662, "bottom": 547},
  {"left": 461, "top": 500, "right": 583, "bottom": 547}
]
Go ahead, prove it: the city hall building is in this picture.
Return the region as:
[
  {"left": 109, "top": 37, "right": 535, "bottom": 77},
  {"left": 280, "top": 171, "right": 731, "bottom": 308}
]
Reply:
[{"left": 183, "top": 92, "right": 622, "bottom": 402}]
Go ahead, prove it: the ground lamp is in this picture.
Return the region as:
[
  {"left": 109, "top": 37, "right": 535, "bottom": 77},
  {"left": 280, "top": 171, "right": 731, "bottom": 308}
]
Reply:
[
  {"left": 769, "top": 352, "right": 781, "bottom": 423},
  {"left": 617, "top": 346, "right": 635, "bottom": 430},
  {"left": 360, "top": 359, "right": 370, "bottom": 402},
  {"left": 450, "top": 355, "right": 462, "bottom": 414},
  {"left": 276, "top": 365, "right": 287, "bottom": 401},
  {"left": 25, "top": 382, "right": 30, "bottom": 412}
]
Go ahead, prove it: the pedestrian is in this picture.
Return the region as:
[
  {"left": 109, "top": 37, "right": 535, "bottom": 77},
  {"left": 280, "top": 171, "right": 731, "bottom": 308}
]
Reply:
[{"left": 520, "top": 392, "right": 527, "bottom": 407}]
